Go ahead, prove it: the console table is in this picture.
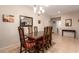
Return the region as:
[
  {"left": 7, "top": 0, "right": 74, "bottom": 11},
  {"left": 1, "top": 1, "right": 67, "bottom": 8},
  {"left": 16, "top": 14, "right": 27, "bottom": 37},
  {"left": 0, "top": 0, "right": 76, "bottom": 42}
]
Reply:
[{"left": 62, "top": 29, "right": 76, "bottom": 38}]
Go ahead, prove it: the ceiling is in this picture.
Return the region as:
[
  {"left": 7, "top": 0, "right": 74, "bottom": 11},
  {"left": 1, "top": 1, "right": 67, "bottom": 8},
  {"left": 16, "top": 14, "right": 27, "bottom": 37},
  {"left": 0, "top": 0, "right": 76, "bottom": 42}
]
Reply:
[
  {"left": 45, "top": 5, "right": 79, "bottom": 17},
  {"left": 28, "top": 5, "right": 79, "bottom": 17}
]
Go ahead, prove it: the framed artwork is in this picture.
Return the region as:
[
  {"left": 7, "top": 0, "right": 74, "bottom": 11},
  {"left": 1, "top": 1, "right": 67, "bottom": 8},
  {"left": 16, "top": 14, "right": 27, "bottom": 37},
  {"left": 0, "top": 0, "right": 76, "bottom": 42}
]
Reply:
[
  {"left": 65, "top": 19, "right": 72, "bottom": 27},
  {"left": 53, "top": 21, "right": 56, "bottom": 23},
  {"left": 20, "top": 15, "right": 33, "bottom": 27},
  {"left": 3, "top": 14, "right": 14, "bottom": 23},
  {"left": 38, "top": 20, "right": 41, "bottom": 24},
  {"left": 78, "top": 19, "right": 79, "bottom": 22}
]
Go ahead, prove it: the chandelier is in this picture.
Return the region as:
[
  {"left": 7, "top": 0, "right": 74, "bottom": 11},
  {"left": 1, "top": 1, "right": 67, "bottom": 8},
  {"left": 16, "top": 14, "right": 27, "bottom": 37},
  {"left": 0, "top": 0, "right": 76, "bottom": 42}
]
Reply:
[{"left": 33, "top": 5, "right": 45, "bottom": 16}]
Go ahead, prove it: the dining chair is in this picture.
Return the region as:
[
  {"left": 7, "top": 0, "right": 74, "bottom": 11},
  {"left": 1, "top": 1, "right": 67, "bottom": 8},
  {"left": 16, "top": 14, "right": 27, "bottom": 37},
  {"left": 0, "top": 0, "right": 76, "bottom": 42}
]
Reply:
[
  {"left": 35, "top": 37, "right": 44, "bottom": 53},
  {"left": 33, "top": 26, "right": 44, "bottom": 53},
  {"left": 49, "top": 26, "right": 52, "bottom": 46},
  {"left": 18, "top": 26, "right": 36, "bottom": 53},
  {"left": 37, "top": 27, "right": 52, "bottom": 52},
  {"left": 34, "top": 26, "right": 38, "bottom": 33},
  {"left": 28, "top": 26, "right": 33, "bottom": 34},
  {"left": 43, "top": 27, "right": 49, "bottom": 50},
  {"left": 48, "top": 26, "right": 52, "bottom": 47},
  {"left": 46, "top": 27, "right": 50, "bottom": 48}
]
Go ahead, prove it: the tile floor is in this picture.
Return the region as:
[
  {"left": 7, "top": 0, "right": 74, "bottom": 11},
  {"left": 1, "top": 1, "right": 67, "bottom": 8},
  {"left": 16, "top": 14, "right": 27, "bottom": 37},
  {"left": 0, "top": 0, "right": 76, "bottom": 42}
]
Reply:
[
  {"left": 47, "top": 34, "right": 79, "bottom": 53},
  {"left": 8, "top": 34, "right": 79, "bottom": 53}
]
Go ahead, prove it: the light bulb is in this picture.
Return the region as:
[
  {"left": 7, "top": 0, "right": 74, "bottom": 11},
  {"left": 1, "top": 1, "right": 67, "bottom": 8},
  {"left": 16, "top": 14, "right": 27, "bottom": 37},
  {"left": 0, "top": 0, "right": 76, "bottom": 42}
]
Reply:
[
  {"left": 37, "top": 11, "right": 41, "bottom": 16},
  {"left": 33, "top": 5, "right": 37, "bottom": 13},
  {"left": 38, "top": 11, "right": 41, "bottom": 14},
  {"left": 57, "top": 11, "right": 61, "bottom": 14},
  {"left": 40, "top": 6, "right": 43, "bottom": 11},
  {"left": 42, "top": 9, "right": 45, "bottom": 13}
]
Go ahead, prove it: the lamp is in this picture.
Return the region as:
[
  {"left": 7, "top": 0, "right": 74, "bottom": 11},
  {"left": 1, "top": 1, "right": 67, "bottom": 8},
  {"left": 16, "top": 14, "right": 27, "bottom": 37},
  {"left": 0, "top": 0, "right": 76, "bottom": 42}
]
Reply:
[
  {"left": 33, "top": 5, "right": 45, "bottom": 16},
  {"left": 33, "top": 5, "right": 37, "bottom": 13}
]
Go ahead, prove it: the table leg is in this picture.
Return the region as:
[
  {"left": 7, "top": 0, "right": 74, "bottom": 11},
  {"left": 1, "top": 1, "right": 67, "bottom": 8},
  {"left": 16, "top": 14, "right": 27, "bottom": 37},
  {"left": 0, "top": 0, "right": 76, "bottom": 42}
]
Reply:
[
  {"left": 74, "top": 32, "right": 76, "bottom": 38},
  {"left": 62, "top": 31, "right": 63, "bottom": 36}
]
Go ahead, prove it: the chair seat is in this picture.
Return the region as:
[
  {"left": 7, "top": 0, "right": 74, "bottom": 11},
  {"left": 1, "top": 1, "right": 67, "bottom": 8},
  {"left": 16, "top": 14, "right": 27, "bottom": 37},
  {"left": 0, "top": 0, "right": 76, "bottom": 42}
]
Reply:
[
  {"left": 38, "top": 39, "right": 45, "bottom": 44},
  {"left": 24, "top": 40, "right": 35, "bottom": 49},
  {"left": 26, "top": 39, "right": 35, "bottom": 43}
]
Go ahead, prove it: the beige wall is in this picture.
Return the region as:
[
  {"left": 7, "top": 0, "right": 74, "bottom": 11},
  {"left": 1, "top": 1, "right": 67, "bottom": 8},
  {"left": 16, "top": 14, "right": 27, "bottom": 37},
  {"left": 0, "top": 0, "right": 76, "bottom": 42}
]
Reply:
[
  {"left": 57, "top": 11, "right": 79, "bottom": 38},
  {"left": 0, "top": 5, "right": 50, "bottom": 48}
]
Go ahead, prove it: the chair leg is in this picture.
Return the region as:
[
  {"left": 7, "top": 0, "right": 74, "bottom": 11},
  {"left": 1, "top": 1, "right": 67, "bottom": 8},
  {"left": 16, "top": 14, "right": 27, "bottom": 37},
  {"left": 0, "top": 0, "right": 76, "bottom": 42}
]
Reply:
[
  {"left": 45, "top": 44, "right": 49, "bottom": 50},
  {"left": 20, "top": 45, "right": 22, "bottom": 53},
  {"left": 41, "top": 47, "right": 44, "bottom": 53},
  {"left": 25, "top": 49, "right": 27, "bottom": 53},
  {"left": 50, "top": 42, "right": 52, "bottom": 46},
  {"left": 24, "top": 48, "right": 27, "bottom": 53}
]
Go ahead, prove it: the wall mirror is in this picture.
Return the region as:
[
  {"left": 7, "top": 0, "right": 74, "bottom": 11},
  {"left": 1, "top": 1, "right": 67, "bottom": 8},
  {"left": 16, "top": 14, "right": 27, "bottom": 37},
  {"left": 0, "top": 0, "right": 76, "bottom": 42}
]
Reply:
[
  {"left": 20, "top": 15, "right": 33, "bottom": 27},
  {"left": 65, "top": 19, "right": 72, "bottom": 27}
]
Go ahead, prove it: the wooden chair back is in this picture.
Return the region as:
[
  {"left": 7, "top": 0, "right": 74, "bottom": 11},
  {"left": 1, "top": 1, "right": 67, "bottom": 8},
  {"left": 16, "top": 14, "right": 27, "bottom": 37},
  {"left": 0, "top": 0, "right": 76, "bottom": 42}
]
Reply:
[
  {"left": 34, "top": 26, "right": 38, "bottom": 33},
  {"left": 43, "top": 27, "right": 48, "bottom": 43},
  {"left": 18, "top": 27, "right": 26, "bottom": 47},
  {"left": 28, "top": 26, "right": 33, "bottom": 34},
  {"left": 48, "top": 26, "right": 52, "bottom": 46}
]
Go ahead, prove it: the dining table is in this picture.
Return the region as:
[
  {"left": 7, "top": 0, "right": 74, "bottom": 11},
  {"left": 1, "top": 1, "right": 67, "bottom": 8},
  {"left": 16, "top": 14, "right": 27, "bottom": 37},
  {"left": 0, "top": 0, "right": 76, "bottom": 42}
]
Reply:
[
  {"left": 26, "top": 31, "right": 44, "bottom": 40},
  {"left": 26, "top": 31, "right": 44, "bottom": 52}
]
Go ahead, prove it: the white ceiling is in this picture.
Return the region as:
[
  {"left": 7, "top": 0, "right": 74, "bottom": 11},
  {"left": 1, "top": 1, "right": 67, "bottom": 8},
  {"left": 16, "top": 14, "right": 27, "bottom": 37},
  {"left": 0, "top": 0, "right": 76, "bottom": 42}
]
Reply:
[
  {"left": 28, "top": 5, "right": 79, "bottom": 17},
  {"left": 45, "top": 5, "right": 79, "bottom": 17}
]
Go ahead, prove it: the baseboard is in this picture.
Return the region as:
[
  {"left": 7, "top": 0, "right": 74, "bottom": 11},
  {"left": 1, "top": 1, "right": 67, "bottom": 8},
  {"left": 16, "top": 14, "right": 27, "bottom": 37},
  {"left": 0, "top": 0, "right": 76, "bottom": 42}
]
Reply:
[{"left": 0, "top": 42, "right": 20, "bottom": 53}]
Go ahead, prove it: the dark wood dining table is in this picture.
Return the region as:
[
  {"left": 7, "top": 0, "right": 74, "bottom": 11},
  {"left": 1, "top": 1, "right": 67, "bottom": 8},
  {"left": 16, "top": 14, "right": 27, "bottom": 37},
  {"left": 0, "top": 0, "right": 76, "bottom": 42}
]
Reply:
[
  {"left": 26, "top": 31, "right": 44, "bottom": 40},
  {"left": 26, "top": 31, "right": 44, "bottom": 52}
]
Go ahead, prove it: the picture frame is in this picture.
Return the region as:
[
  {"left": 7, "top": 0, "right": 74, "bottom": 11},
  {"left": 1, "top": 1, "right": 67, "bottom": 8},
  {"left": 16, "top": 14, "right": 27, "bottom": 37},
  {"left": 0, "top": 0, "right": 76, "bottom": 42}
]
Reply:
[
  {"left": 65, "top": 19, "right": 72, "bottom": 27},
  {"left": 38, "top": 20, "right": 41, "bottom": 24},
  {"left": 20, "top": 15, "right": 33, "bottom": 27},
  {"left": 78, "top": 19, "right": 79, "bottom": 22},
  {"left": 3, "top": 14, "right": 14, "bottom": 23},
  {"left": 53, "top": 21, "right": 56, "bottom": 23}
]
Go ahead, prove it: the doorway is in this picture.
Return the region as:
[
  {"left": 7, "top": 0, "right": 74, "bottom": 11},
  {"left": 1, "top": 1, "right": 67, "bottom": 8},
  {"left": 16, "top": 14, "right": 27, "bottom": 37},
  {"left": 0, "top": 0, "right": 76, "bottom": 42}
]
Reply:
[{"left": 50, "top": 17, "right": 61, "bottom": 34}]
